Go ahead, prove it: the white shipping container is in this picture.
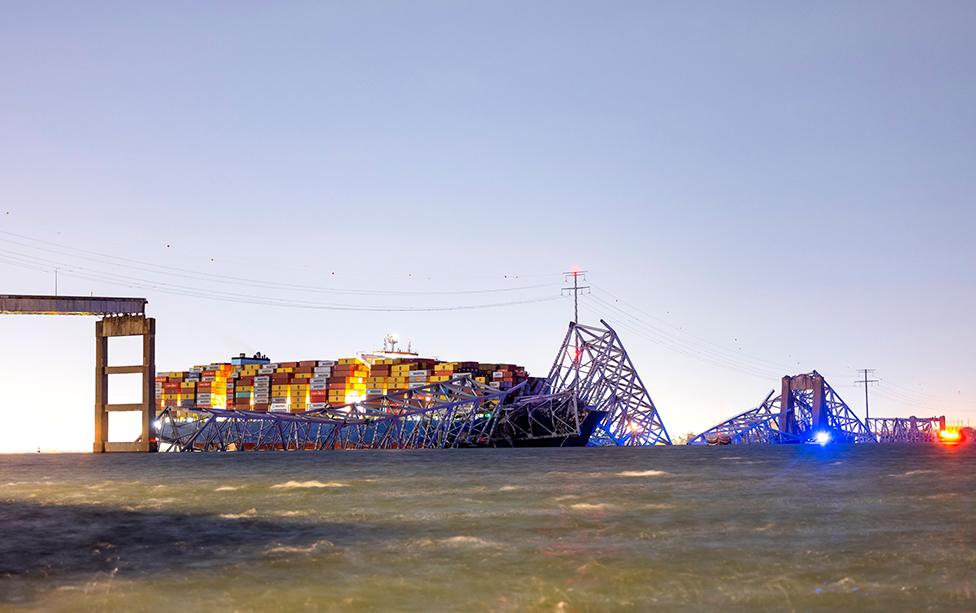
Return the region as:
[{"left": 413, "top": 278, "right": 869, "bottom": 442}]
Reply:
[
  {"left": 269, "top": 406, "right": 289, "bottom": 413},
  {"left": 310, "top": 376, "right": 329, "bottom": 385},
  {"left": 258, "top": 367, "right": 275, "bottom": 374},
  {"left": 408, "top": 382, "right": 426, "bottom": 389},
  {"left": 309, "top": 402, "right": 329, "bottom": 410},
  {"left": 310, "top": 383, "right": 328, "bottom": 391},
  {"left": 489, "top": 382, "right": 501, "bottom": 388},
  {"left": 317, "top": 360, "right": 336, "bottom": 367},
  {"left": 492, "top": 371, "right": 503, "bottom": 379},
  {"left": 408, "top": 370, "right": 428, "bottom": 377},
  {"left": 365, "top": 388, "right": 384, "bottom": 395}
]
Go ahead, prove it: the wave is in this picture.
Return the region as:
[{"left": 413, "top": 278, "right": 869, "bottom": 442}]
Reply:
[
  {"left": 570, "top": 502, "right": 614, "bottom": 511},
  {"left": 890, "top": 469, "right": 938, "bottom": 478},
  {"left": 271, "top": 480, "right": 348, "bottom": 490},
  {"left": 617, "top": 470, "right": 668, "bottom": 477},
  {"left": 266, "top": 539, "right": 334, "bottom": 555},
  {"left": 214, "top": 485, "right": 243, "bottom": 492},
  {"left": 415, "top": 536, "right": 499, "bottom": 549}
]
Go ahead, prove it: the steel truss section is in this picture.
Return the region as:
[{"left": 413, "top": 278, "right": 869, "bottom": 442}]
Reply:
[
  {"left": 157, "top": 377, "right": 521, "bottom": 452},
  {"left": 689, "top": 372, "right": 875, "bottom": 445},
  {"left": 687, "top": 391, "right": 803, "bottom": 445},
  {"left": 546, "top": 320, "right": 671, "bottom": 446},
  {"left": 867, "top": 416, "right": 945, "bottom": 443},
  {"left": 490, "top": 390, "right": 585, "bottom": 445},
  {"left": 805, "top": 376, "right": 876, "bottom": 443}
]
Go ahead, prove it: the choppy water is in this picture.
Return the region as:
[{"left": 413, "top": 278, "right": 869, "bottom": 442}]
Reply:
[{"left": 1, "top": 445, "right": 974, "bottom": 611}]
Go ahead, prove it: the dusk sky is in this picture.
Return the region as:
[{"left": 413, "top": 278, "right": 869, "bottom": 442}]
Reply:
[{"left": 1, "top": 1, "right": 973, "bottom": 451}]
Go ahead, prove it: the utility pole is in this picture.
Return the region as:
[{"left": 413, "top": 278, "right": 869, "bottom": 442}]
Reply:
[
  {"left": 856, "top": 368, "right": 878, "bottom": 425},
  {"left": 561, "top": 270, "right": 590, "bottom": 324}
]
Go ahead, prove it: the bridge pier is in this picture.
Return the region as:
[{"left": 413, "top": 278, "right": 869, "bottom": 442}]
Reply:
[{"left": 94, "top": 315, "right": 156, "bottom": 452}]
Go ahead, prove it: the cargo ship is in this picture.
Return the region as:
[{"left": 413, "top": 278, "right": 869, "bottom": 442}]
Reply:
[
  {"left": 155, "top": 342, "right": 602, "bottom": 449},
  {"left": 154, "top": 320, "right": 674, "bottom": 451}
]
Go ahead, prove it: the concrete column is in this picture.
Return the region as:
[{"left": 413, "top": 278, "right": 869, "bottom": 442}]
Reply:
[
  {"left": 94, "top": 321, "right": 108, "bottom": 453},
  {"left": 94, "top": 315, "right": 157, "bottom": 453}
]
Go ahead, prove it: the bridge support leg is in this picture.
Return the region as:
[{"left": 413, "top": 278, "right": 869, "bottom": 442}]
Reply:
[
  {"left": 778, "top": 376, "right": 796, "bottom": 435},
  {"left": 93, "top": 315, "right": 157, "bottom": 453}
]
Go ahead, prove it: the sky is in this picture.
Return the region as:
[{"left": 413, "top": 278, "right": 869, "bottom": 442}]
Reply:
[{"left": 1, "top": 1, "right": 973, "bottom": 452}]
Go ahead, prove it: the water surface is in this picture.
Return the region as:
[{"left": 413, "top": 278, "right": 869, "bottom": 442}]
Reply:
[{"left": 1, "top": 445, "right": 974, "bottom": 611}]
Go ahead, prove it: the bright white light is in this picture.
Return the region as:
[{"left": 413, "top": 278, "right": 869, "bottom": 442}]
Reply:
[
  {"left": 152, "top": 419, "right": 162, "bottom": 431},
  {"left": 814, "top": 431, "right": 831, "bottom": 445}
]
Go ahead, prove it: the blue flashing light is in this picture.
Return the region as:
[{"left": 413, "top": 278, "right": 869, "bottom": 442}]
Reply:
[{"left": 814, "top": 431, "right": 831, "bottom": 445}]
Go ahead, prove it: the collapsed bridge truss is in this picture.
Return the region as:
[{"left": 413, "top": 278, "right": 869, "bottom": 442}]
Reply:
[
  {"left": 156, "top": 320, "right": 673, "bottom": 451},
  {"left": 546, "top": 320, "right": 671, "bottom": 446},
  {"left": 688, "top": 371, "right": 876, "bottom": 445},
  {"left": 867, "top": 416, "right": 946, "bottom": 443},
  {"left": 157, "top": 377, "right": 518, "bottom": 451}
]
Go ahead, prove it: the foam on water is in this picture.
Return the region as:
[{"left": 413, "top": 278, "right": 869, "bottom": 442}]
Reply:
[
  {"left": 616, "top": 469, "right": 668, "bottom": 477},
  {"left": 270, "top": 480, "right": 348, "bottom": 489}
]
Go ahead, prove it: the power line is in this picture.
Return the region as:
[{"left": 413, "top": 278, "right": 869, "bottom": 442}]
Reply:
[
  {"left": 585, "top": 293, "right": 788, "bottom": 378},
  {"left": 590, "top": 283, "right": 797, "bottom": 373},
  {"left": 0, "top": 252, "right": 560, "bottom": 312},
  {"left": 0, "top": 230, "right": 559, "bottom": 297},
  {"left": 579, "top": 298, "right": 780, "bottom": 379}
]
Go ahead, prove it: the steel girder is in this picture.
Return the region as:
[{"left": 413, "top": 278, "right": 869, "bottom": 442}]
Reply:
[
  {"left": 546, "top": 320, "right": 671, "bottom": 446},
  {"left": 689, "top": 372, "right": 875, "bottom": 445},
  {"left": 491, "top": 390, "right": 584, "bottom": 445},
  {"left": 809, "top": 376, "right": 876, "bottom": 443},
  {"left": 156, "top": 377, "right": 520, "bottom": 451},
  {"left": 867, "top": 416, "right": 945, "bottom": 443},
  {"left": 687, "top": 391, "right": 803, "bottom": 445}
]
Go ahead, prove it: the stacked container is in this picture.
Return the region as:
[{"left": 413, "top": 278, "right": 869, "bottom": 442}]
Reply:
[
  {"left": 328, "top": 358, "right": 369, "bottom": 405},
  {"left": 309, "top": 360, "right": 333, "bottom": 410},
  {"left": 158, "top": 353, "right": 528, "bottom": 416},
  {"left": 486, "top": 364, "right": 528, "bottom": 391},
  {"left": 253, "top": 372, "right": 271, "bottom": 411},
  {"left": 365, "top": 359, "right": 392, "bottom": 397},
  {"left": 270, "top": 364, "right": 292, "bottom": 413}
]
